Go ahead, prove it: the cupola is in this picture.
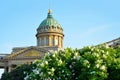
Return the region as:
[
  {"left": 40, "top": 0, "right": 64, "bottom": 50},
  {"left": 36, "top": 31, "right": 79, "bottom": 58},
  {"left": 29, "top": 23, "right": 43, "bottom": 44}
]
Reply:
[{"left": 36, "top": 9, "right": 64, "bottom": 49}]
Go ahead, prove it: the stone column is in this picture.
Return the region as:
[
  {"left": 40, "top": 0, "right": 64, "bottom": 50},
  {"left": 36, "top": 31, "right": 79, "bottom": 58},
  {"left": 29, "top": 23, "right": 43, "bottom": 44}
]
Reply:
[
  {"left": 49, "top": 35, "right": 51, "bottom": 46},
  {"left": 56, "top": 36, "right": 58, "bottom": 46},
  {"left": 58, "top": 36, "right": 59, "bottom": 47},
  {"left": 8, "top": 65, "right": 12, "bottom": 72},
  {"left": 54, "top": 35, "right": 57, "bottom": 46},
  {"left": 39, "top": 38, "right": 41, "bottom": 46},
  {"left": 44, "top": 36, "right": 46, "bottom": 46},
  {"left": 59, "top": 37, "right": 61, "bottom": 48}
]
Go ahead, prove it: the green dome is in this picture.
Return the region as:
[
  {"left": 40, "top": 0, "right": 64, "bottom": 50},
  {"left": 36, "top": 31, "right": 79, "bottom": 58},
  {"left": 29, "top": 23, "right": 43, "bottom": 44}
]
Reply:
[{"left": 38, "top": 10, "right": 62, "bottom": 29}]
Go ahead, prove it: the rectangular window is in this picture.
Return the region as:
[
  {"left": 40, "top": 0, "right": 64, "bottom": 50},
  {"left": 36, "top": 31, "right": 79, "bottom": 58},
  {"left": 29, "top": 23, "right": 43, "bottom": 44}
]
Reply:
[
  {"left": 46, "top": 36, "right": 49, "bottom": 46},
  {"left": 41, "top": 37, "right": 44, "bottom": 46}
]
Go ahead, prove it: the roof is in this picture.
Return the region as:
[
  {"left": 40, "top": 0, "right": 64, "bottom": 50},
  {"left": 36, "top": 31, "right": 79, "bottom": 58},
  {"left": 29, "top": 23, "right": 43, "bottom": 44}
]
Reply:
[
  {"left": 5, "top": 46, "right": 48, "bottom": 59},
  {"left": 38, "top": 9, "right": 63, "bottom": 30},
  {"left": 105, "top": 37, "right": 120, "bottom": 47}
]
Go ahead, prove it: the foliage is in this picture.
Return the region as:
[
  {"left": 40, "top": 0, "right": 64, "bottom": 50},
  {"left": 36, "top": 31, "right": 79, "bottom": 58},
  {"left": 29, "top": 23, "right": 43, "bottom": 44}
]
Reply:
[
  {"left": 24, "top": 45, "right": 120, "bottom": 80},
  {"left": 1, "top": 64, "right": 33, "bottom": 80}
]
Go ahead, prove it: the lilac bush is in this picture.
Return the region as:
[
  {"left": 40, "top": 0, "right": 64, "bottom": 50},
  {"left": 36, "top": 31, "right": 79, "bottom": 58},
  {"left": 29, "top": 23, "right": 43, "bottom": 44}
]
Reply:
[{"left": 24, "top": 45, "right": 120, "bottom": 80}]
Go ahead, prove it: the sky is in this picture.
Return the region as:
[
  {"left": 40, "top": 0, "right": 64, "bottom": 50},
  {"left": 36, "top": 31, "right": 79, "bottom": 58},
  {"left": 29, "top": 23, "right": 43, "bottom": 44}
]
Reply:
[{"left": 0, "top": 0, "right": 120, "bottom": 78}]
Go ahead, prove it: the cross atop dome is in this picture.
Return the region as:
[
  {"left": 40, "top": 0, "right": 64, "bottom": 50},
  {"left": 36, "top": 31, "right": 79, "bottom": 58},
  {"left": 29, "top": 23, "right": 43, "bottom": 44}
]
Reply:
[
  {"left": 48, "top": 9, "right": 52, "bottom": 14},
  {"left": 47, "top": 9, "right": 53, "bottom": 18}
]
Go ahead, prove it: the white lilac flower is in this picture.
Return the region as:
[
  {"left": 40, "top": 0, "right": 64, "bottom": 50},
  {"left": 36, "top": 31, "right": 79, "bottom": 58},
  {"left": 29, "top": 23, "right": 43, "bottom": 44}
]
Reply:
[
  {"left": 90, "top": 71, "right": 96, "bottom": 74},
  {"left": 106, "top": 51, "right": 109, "bottom": 55},
  {"left": 73, "top": 53, "right": 80, "bottom": 59},
  {"left": 96, "top": 49, "right": 99, "bottom": 52},
  {"left": 75, "top": 77, "right": 78, "bottom": 80},
  {"left": 51, "top": 67, "right": 55, "bottom": 72},
  {"left": 87, "top": 64, "right": 90, "bottom": 68},
  {"left": 33, "top": 69, "right": 39, "bottom": 74},
  {"left": 100, "top": 65, "right": 106, "bottom": 71},
  {"left": 23, "top": 71, "right": 26, "bottom": 74},
  {"left": 40, "top": 63, "right": 44, "bottom": 67},
  {"left": 91, "top": 48, "right": 94, "bottom": 51},
  {"left": 96, "top": 64, "right": 100, "bottom": 68},
  {"left": 72, "top": 73, "right": 75, "bottom": 75},
  {"left": 39, "top": 72, "right": 43, "bottom": 76},
  {"left": 67, "top": 73, "right": 69, "bottom": 75},
  {"left": 88, "top": 46, "right": 91, "bottom": 49},
  {"left": 96, "top": 54, "right": 99, "bottom": 57},
  {"left": 47, "top": 52, "right": 51, "bottom": 56},
  {"left": 96, "top": 59, "right": 103, "bottom": 64},
  {"left": 59, "top": 77, "right": 61, "bottom": 79},
  {"left": 45, "top": 78, "right": 51, "bottom": 80},
  {"left": 62, "top": 70, "right": 64, "bottom": 73},
  {"left": 93, "top": 53, "right": 99, "bottom": 57},
  {"left": 24, "top": 75, "right": 29, "bottom": 80},
  {"left": 69, "top": 65, "right": 72, "bottom": 69},
  {"left": 83, "top": 60, "right": 89, "bottom": 65},
  {"left": 58, "top": 59, "right": 62, "bottom": 65},
  {"left": 103, "top": 54, "right": 107, "bottom": 59},
  {"left": 45, "top": 61, "right": 48, "bottom": 65},
  {"left": 52, "top": 54, "right": 56, "bottom": 58},
  {"left": 53, "top": 78, "right": 55, "bottom": 80},
  {"left": 73, "top": 56, "right": 77, "bottom": 59},
  {"left": 101, "top": 50, "right": 104, "bottom": 53},
  {"left": 75, "top": 52, "right": 78, "bottom": 56},
  {"left": 48, "top": 71, "right": 51, "bottom": 75}
]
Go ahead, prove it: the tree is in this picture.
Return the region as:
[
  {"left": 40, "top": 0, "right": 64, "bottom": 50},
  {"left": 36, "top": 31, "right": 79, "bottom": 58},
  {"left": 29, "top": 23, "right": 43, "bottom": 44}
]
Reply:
[
  {"left": 1, "top": 64, "right": 33, "bottom": 80},
  {"left": 24, "top": 45, "right": 120, "bottom": 80}
]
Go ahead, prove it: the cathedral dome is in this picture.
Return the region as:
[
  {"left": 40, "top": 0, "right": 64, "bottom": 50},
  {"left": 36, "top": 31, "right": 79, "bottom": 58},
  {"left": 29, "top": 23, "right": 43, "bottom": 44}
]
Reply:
[
  {"left": 36, "top": 9, "right": 64, "bottom": 49},
  {"left": 37, "top": 9, "right": 63, "bottom": 33}
]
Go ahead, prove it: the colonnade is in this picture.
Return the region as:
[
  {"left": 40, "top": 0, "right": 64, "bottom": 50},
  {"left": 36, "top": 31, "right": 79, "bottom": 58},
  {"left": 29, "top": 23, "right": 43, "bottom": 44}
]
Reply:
[{"left": 37, "top": 35, "right": 63, "bottom": 48}]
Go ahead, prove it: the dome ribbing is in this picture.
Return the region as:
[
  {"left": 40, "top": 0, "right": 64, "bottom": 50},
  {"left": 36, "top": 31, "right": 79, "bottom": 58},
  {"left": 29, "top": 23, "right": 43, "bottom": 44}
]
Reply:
[{"left": 37, "top": 9, "right": 63, "bottom": 32}]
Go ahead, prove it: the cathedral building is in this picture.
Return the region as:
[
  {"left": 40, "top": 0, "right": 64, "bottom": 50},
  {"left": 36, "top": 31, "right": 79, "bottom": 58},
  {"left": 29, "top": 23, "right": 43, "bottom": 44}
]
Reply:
[
  {"left": 0, "top": 9, "right": 64, "bottom": 72},
  {"left": 106, "top": 37, "right": 120, "bottom": 48},
  {"left": 0, "top": 9, "right": 120, "bottom": 73}
]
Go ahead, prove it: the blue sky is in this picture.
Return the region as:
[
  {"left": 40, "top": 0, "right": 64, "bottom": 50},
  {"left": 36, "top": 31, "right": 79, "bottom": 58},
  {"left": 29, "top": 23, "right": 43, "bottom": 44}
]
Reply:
[{"left": 0, "top": 0, "right": 120, "bottom": 77}]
